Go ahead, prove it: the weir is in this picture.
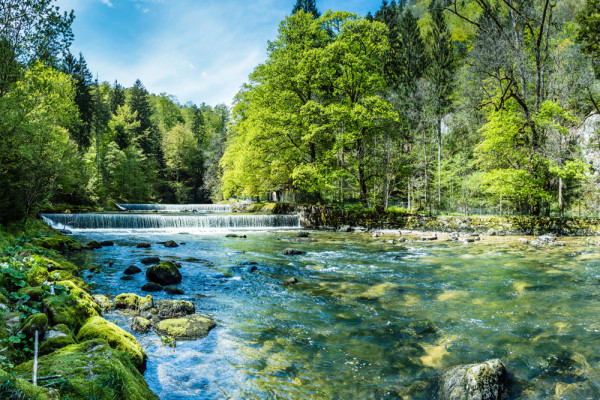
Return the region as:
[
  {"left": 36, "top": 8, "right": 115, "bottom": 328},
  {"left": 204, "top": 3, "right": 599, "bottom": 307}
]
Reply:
[
  {"left": 116, "top": 204, "right": 231, "bottom": 212},
  {"left": 41, "top": 213, "right": 300, "bottom": 230}
]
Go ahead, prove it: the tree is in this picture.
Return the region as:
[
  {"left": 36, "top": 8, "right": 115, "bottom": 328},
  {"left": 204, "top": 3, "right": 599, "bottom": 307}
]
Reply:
[
  {"left": 109, "top": 80, "right": 125, "bottom": 115},
  {"left": 577, "top": 0, "right": 600, "bottom": 78},
  {"left": 426, "top": 1, "right": 455, "bottom": 205},
  {"left": 128, "top": 79, "right": 160, "bottom": 160},
  {"left": 292, "top": 0, "right": 320, "bottom": 18},
  {"left": 108, "top": 104, "right": 140, "bottom": 151}
]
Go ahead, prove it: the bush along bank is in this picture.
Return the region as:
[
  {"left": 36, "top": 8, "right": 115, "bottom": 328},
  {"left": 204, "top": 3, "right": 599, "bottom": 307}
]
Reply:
[
  {"left": 240, "top": 203, "right": 600, "bottom": 236},
  {"left": 0, "top": 221, "right": 158, "bottom": 400}
]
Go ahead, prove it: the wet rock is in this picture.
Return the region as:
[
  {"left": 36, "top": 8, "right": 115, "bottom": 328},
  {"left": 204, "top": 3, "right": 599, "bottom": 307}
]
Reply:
[
  {"left": 440, "top": 359, "right": 507, "bottom": 400},
  {"left": 538, "top": 235, "right": 557, "bottom": 244},
  {"left": 248, "top": 265, "right": 258, "bottom": 273},
  {"left": 141, "top": 282, "right": 163, "bottom": 292},
  {"left": 131, "top": 317, "right": 152, "bottom": 334},
  {"left": 154, "top": 314, "right": 216, "bottom": 339},
  {"left": 100, "top": 241, "right": 114, "bottom": 247},
  {"left": 156, "top": 299, "right": 195, "bottom": 319},
  {"left": 283, "top": 277, "right": 299, "bottom": 285},
  {"left": 225, "top": 233, "right": 246, "bottom": 238},
  {"left": 124, "top": 265, "right": 142, "bottom": 275},
  {"left": 136, "top": 243, "right": 151, "bottom": 248},
  {"left": 296, "top": 232, "right": 310, "bottom": 238},
  {"left": 92, "top": 294, "right": 112, "bottom": 313},
  {"left": 141, "top": 257, "right": 160, "bottom": 265},
  {"left": 164, "top": 240, "right": 179, "bottom": 248},
  {"left": 460, "top": 238, "right": 475, "bottom": 244},
  {"left": 397, "top": 237, "right": 407, "bottom": 243},
  {"left": 487, "top": 228, "right": 497, "bottom": 236},
  {"left": 43, "top": 294, "right": 99, "bottom": 331},
  {"left": 282, "top": 248, "right": 305, "bottom": 256},
  {"left": 120, "top": 275, "right": 134, "bottom": 281},
  {"left": 146, "top": 261, "right": 182, "bottom": 285},
  {"left": 421, "top": 234, "right": 438, "bottom": 241},
  {"left": 114, "top": 293, "right": 154, "bottom": 311},
  {"left": 372, "top": 232, "right": 379, "bottom": 238},
  {"left": 164, "top": 286, "right": 185, "bottom": 295},
  {"left": 338, "top": 225, "right": 352, "bottom": 232},
  {"left": 87, "top": 240, "right": 102, "bottom": 249}
]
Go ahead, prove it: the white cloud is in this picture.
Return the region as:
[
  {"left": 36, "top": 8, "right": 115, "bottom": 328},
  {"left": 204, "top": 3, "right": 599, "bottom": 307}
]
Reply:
[{"left": 100, "top": 0, "right": 113, "bottom": 7}]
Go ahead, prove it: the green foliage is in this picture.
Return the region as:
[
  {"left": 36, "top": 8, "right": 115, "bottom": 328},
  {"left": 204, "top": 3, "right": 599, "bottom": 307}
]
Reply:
[{"left": 577, "top": 0, "right": 600, "bottom": 78}]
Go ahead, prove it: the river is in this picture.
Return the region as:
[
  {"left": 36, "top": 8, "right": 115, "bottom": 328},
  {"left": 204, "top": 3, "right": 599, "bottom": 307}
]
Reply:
[{"left": 42, "top": 207, "right": 600, "bottom": 399}]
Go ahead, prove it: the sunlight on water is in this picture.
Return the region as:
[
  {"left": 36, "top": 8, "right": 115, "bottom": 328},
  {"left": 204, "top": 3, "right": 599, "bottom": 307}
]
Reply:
[{"left": 56, "top": 214, "right": 600, "bottom": 399}]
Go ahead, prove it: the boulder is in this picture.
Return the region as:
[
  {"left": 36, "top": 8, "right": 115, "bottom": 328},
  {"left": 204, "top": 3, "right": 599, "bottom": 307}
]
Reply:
[
  {"left": 146, "top": 261, "right": 182, "bottom": 285},
  {"left": 100, "top": 241, "right": 114, "bottom": 247},
  {"left": 164, "top": 240, "right": 179, "bottom": 248},
  {"left": 164, "top": 286, "right": 185, "bottom": 295},
  {"left": 156, "top": 299, "right": 195, "bottom": 319},
  {"left": 15, "top": 340, "right": 158, "bottom": 399},
  {"left": 21, "top": 313, "right": 48, "bottom": 339},
  {"left": 124, "top": 265, "right": 142, "bottom": 275},
  {"left": 76, "top": 316, "right": 146, "bottom": 371},
  {"left": 154, "top": 314, "right": 216, "bottom": 340},
  {"left": 141, "top": 257, "right": 160, "bottom": 265},
  {"left": 18, "top": 286, "right": 44, "bottom": 303},
  {"left": 90, "top": 295, "right": 111, "bottom": 313},
  {"left": 142, "top": 282, "right": 163, "bottom": 292},
  {"left": 114, "top": 293, "right": 153, "bottom": 311},
  {"left": 86, "top": 240, "right": 102, "bottom": 249},
  {"left": 136, "top": 243, "right": 151, "bottom": 248},
  {"left": 538, "top": 235, "right": 557, "bottom": 244},
  {"left": 131, "top": 317, "right": 152, "bottom": 334},
  {"left": 518, "top": 238, "right": 530, "bottom": 245},
  {"left": 440, "top": 359, "right": 507, "bottom": 400},
  {"left": 43, "top": 294, "right": 99, "bottom": 332},
  {"left": 282, "top": 248, "right": 305, "bottom": 256},
  {"left": 296, "top": 232, "right": 310, "bottom": 238},
  {"left": 40, "top": 325, "right": 75, "bottom": 355}
]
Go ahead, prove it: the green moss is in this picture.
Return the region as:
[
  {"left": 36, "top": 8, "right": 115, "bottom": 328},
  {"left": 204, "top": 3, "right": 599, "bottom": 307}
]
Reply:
[
  {"left": 17, "top": 286, "right": 43, "bottom": 303},
  {"left": 39, "top": 334, "right": 75, "bottom": 356},
  {"left": 43, "top": 294, "right": 99, "bottom": 332},
  {"left": 114, "top": 293, "right": 150, "bottom": 311},
  {"left": 26, "top": 264, "right": 49, "bottom": 286},
  {"left": 32, "top": 236, "right": 82, "bottom": 253},
  {"left": 31, "top": 255, "right": 79, "bottom": 276},
  {"left": 154, "top": 314, "right": 216, "bottom": 340},
  {"left": 15, "top": 340, "right": 158, "bottom": 400},
  {"left": 0, "top": 368, "right": 52, "bottom": 400},
  {"left": 21, "top": 313, "right": 48, "bottom": 339},
  {"left": 56, "top": 281, "right": 99, "bottom": 314},
  {"left": 76, "top": 317, "right": 146, "bottom": 371}
]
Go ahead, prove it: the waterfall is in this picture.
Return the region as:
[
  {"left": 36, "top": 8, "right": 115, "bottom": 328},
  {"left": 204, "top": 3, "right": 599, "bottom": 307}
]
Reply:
[
  {"left": 41, "top": 213, "right": 300, "bottom": 230},
  {"left": 116, "top": 204, "right": 231, "bottom": 212}
]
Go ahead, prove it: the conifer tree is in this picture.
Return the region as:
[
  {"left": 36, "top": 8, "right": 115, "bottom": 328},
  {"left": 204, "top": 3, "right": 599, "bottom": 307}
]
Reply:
[
  {"left": 62, "top": 52, "right": 94, "bottom": 149},
  {"left": 292, "top": 0, "right": 320, "bottom": 18},
  {"left": 109, "top": 80, "right": 125, "bottom": 115},
  {"left": 128, "top": 79, "right": 157, "bottom": 158}
]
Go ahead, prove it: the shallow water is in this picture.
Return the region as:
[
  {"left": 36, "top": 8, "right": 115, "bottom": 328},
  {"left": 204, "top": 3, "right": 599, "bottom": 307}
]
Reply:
[{"left": 64, "top": 228, "right": 600, "bottom": 399}]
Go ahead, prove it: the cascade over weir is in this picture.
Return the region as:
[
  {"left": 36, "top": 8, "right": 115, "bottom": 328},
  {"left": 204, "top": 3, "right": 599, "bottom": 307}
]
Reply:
[{"left": 42, "top": 204, "right": 300, "bottom": 230}]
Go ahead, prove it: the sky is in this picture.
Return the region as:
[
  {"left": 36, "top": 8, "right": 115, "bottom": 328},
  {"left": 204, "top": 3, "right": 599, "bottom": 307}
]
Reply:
[{"left": 54, "top": 0, "right": 383, "bottom": 107}]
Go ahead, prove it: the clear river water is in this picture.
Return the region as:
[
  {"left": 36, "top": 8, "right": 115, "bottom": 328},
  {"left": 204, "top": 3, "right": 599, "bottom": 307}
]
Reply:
[{"left": 42, "top": 209, "right": 600, "bottom": 399}]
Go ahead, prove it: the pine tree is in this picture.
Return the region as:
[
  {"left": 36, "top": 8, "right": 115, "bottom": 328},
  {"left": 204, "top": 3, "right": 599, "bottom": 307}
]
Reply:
[
  {"left": 374, "top": 0, "right": 404, "bottom": 88},
  {"left": 109, "top": 80, "right": 125, "bottom": 115},
  {"left": 128, "top": 79, "right": 156, "bottom": 157},
  {"left": 63, "top": 52, "right": 94, "bottom": 149},
  {"left": 292, "top": 0, "right": 320, "bottom": 18}
]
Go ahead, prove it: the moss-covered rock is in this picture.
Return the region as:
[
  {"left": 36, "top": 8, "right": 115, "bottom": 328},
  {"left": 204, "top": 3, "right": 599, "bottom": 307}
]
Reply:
[
  {"left": 440, "top": 359, "right": 507, "bottom": 400},
  {"left": 39, "top": 334, "right": 75, "bottom": 355},
  {"left": 92, "top": 294, "right": 113, "bottom": 313},
  {"left": 131, "top": 317, "right": 151, "bottom": 334},
  {"left": 43, "top": 294, "right": 99, "bottom": 331},
  {"left": 17, "top": 286, "right": 44, "bottom": 303},
  {"left": 156, "top": 299, "right": 195, "bottom": 319},
  {"left": 154, "top": 314, "right": 216, "bottom": 339},
  {"left": 32, "top": 236, "right": 82, "bottom": 253},
  {"left": 76, "top": 317, "right": 146, "bottom": 371},
  {"left": 86, "top": 240, "right": 102, "bottom": 249},
  {"left": 15, "top": 339, "right": 159, "bottom": 400},
  {"left": 21, "top": 313, "right": 48, "bottom": 339},
  {"left": 56, "top": 281, "right": 100, "bottom": 314},
  {"left": 146, "top": 261, "right": 182, "bottom": 285},
  {"left": 0, "top": 368, "right": 52, "bottom": 400},
  {"left": 32, "top": 255, "right": 79, "bottom": 276},
  {"left": 114, "top": 293, "right": 154, "bottom": 312}
]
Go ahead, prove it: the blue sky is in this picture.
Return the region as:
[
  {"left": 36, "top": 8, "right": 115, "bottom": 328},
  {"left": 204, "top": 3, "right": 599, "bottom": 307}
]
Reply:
[{"left": 55, "top": 0, "right": 383, "bottom": 107}]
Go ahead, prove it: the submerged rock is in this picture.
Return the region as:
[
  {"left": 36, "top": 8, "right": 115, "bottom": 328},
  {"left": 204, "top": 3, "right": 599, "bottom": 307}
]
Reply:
[
  {"left": 440, "top": 359, "right": 507, "bottom": 400},
  {"left": 100, "top": 240, "right": 114, "bottom": 247},
  {"left": 87, "top": 240, "right": 102, "bottom": 249},
  {"left": 164, "top": 240, "right": 179, "bottom": 248},
  {"left": 282, "top": 248, "right": 305, "bottom": 256},
  {"left": 141, "top": 256, "right": 161, "bottom": 265},
  {"left": 296, "top": 232, "right": 310, "bottom": 238},
  {"left": 146, "top": 261, "right": 182, "bottom": 285},
  {"left": 421, "top": 234, "right": 438, "bottom": 241},
  {"left": 164, "top": 286, "right": 185, "bottom": 295},
  {"left": 154, "top": 314, "right": 216, "bottom": 339},
  {"left": 283, "top": 277, "right": 299, "bottom": 285},
  {"left": 124, "top": 265, "right": 142, "bottom": 275},
  {"left": 156, "top": 299, "right": 195, "bottom": 319},
  {"left": 338, "top": 225, "right": 352, "bottom": 232},
  {"left": 142, "top": 282, "right": 163, "bottom": 292},
  {"left": 136, "top": 243, "right": 151, "bottom": 248}
]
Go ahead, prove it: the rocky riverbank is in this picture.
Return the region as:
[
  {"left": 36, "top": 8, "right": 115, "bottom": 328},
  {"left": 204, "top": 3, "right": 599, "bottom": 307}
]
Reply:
[
  {"left": 232, "top": 203, "right": 600, "bottom": 236},
  {"left": 0, "top": 222, "right": 158, "bottom": 400}
]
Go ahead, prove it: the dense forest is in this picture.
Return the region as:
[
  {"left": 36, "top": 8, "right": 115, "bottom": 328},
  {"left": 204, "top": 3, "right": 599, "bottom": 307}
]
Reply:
[
  {"left": 2, "top": 0, "right": 600, "bottom": 224},
  {"left": 223, "top": 0, "right": 600, "bottom": 217}
]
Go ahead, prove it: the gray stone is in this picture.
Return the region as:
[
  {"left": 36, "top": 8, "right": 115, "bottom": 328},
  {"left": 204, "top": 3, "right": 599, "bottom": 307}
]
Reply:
[
  {"left": 283, "top": 277, "right": 299, "bottom": 285},
  {"left": 131, "top": 317, "right": 152, "bottom": 334},
  {"left": 440, "top": 359, "right": 507, "bottom": 400},
  {"left": 164, "top": 240, "right": 179, "bottom": 248},
  {"left": 338, "top": 225, "right": 352, "bottom": 232},
  {"left": 156, "top": 299, "right": 195, "bottom": 319},
  {"left": 124, "top": 265, "right": 142, "bottom": 275},
  {"left": 282, "top": 248, "right": 304, "bottom": 256}
]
